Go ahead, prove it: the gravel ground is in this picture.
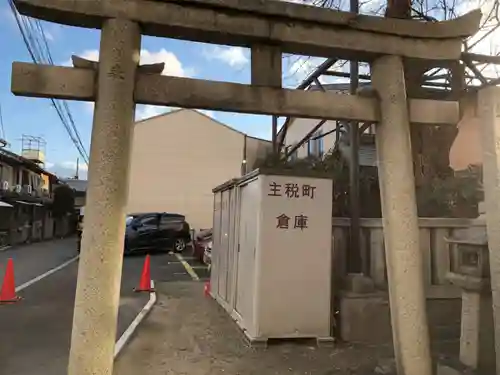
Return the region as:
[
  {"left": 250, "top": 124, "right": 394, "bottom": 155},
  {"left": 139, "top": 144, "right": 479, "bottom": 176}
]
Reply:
[{"left": 114, "top": 282, "right": 395, "bottom": 375}]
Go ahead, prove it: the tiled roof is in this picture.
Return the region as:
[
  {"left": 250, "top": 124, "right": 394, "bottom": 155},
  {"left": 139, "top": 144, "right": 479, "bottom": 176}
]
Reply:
[
  {"left": 61, "top": 178, "right": 88, "bottom": 192},
  {"left": 0, "top": 148, "right": 57, "bottom": 179}
]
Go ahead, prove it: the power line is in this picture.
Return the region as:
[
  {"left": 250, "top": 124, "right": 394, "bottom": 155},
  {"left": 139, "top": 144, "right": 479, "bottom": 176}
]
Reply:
[
  {"left": 0, "top": 103, "right": 6, "bottom": 140},
  {"left": 8, "top": 0, "right": 90, "bottom": 165}
]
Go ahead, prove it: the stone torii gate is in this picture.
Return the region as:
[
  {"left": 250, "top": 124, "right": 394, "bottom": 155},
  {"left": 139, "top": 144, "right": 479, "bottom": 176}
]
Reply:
[{"left": 8, "top": 0, "right": 494, "bottom": 374}]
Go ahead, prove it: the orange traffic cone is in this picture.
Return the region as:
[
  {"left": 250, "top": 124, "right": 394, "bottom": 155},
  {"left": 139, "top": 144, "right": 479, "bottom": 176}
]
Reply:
[
  {"left": 134, "top": 254, "right": 154, "bottom": 292},
  {"left": 204, "top": 281, "right": 211, "bottom": 297},
  {"left": 0, "top": 258, "right": 20, "bottom": 303}
]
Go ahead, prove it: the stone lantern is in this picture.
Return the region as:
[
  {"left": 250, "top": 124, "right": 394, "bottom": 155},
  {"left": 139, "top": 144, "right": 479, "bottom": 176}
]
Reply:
[{"left": 445, "top": 226, "right": 495, "bottom": 373}]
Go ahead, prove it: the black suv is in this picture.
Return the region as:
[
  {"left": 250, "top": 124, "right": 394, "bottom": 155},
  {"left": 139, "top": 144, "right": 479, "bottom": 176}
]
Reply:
[
  {"left": 77, "top": 212, "right": 192, "bottom": 255},
  {"left": 124, "top": 212, "right": 192, "bottom": 255}
]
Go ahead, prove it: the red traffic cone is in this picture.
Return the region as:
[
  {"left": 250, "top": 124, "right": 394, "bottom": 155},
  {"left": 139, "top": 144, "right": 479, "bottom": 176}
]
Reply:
[
  {"left": 0, "top": 258, "right": 20, "bottom": 303},
  {"left": 134, "top": 254, "right": 154, "bottom": 292},
  {"left": 204, "top": 281, "right": 211, "bottom": 297}
]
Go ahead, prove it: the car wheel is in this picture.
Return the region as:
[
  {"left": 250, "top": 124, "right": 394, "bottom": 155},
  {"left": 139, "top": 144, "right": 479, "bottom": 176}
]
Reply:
[{"left": 173, "top": 238, "right": 186, "bottom": 253}]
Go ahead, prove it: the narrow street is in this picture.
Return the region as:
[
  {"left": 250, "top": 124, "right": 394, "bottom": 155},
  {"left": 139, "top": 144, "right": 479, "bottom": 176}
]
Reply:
[{"left": 0, "top": 239, "right": 208, "bottom": 375}]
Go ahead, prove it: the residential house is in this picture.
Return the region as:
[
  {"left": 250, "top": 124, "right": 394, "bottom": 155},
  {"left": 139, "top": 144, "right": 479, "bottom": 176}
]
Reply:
[
  {"left": 449, "top": 96, "right": 480, "bottom": 171},
  {"left": 61, "top": 178, "right": 87, "bottom": 209},
  {"left": 0, "top": 148, "right": 59, "bottom": 245},
  {"left": 127, "top": 109, "right": 272, "bottom": 231},
  {"left": 281, "top": 83, "right": 375, "bottom": 160},
  {"left": 281, "top": 83, "right": 455, "bottom": 182},
  {"left": 281, "top": 83, "right": 475, "bottom": 217}
]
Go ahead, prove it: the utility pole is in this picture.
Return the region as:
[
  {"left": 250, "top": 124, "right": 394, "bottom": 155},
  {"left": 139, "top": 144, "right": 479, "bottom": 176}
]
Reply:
[
  {"left": 348, "top": 0, "right": 362, "bottom": 274},
  {"left": 74, "top": 157, "right": 79, "bottom": 180}
]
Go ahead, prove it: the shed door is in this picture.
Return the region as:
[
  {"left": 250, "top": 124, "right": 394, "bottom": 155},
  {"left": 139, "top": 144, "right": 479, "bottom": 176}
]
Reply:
[
  {"left": 210, "top": 192, "right": 222, "bottom": 297},
  {"left": 226, "top": 187, "right": 238, "bottom": 308},
  {"left": 218, "top": 190, "right": 231, "bottom": 302},
  {"left": 235, "top": 180, "right": 258, "bottom": 328}
]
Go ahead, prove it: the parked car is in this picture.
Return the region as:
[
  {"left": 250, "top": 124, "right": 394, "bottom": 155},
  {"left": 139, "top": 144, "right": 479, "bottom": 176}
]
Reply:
[
  {"left": 193, "top": 228, "right": 212, "bottom": 263},
  {"left": 203, "top": 241, "right": 212, "bottom": 270},
  {"left": 76, "top": 213, "right": 83, "bottom": 253},
  {"left": 77, "top": 212, "right": 192, "bottom": 255},
  {"left": 124, "top": 212, "right": 192, "bottom": 255}
]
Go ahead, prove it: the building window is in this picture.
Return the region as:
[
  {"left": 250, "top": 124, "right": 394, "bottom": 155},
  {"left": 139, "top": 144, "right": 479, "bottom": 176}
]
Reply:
[
  {"left": 286, "top": 145, "right": 298, "bottom": 161},
  {"left": 317, "top": 130, "right": 324, "bottom": 157},
  {"left": 307, "top": 131, "right": 325, "bottom": 158}
]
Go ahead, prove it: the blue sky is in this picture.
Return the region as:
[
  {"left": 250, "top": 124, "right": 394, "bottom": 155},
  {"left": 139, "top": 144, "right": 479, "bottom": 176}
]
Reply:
[
  {"left": 0, "top": 4, "right": 319, "bottom": 180},
  {"left": 0, "top": 0, "right": 495, "bottom": 179}
]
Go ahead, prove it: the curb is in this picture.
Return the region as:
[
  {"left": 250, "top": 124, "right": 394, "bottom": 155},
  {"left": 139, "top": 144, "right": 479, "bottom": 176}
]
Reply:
[{"left": 114, "top": 280, "right": 157, "bottom": 359}]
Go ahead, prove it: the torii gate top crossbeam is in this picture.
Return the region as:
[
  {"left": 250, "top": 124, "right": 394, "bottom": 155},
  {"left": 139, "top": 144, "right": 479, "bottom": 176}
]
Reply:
[{"left": 14, "top": 0, "right": 481, "bottom": 61}]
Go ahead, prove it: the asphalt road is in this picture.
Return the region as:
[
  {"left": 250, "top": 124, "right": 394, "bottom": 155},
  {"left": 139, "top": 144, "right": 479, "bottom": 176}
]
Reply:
[{"left": 0, "top": 239, "right": 203, "bottom": 375}]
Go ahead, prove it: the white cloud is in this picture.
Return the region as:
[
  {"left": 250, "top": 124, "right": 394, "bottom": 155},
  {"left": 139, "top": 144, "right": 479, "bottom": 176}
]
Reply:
[
  {"left": 136, "top": 105, "right": 169, "bottom": 121},
  {"left": 68, "top": 48, "right": 195, "bottom": 116},
  {"left": 197, "top": 109, "right": 215, "bottom": 118},
  {"left": 67, "top": 47, "right": 216, "bottom": 119},
  {"left": 83, "top": 102, "right": 95, "bottom": 113},
  {"left": 204, "top": 46, "right": 249, "bottom": 67},
  {"left": 44, "top": 30, "right": 54, "bottom": 41},
  {"left": 46, "top": 160, "right": 88, "bottom": 179},
  {"left": 135, "top": 106, "right": 216, "bottom": 122}
]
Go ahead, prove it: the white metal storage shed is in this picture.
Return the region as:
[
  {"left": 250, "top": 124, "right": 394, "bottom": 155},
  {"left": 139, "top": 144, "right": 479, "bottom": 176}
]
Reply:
[{"left": 211, "top": 168, "right": 334, "bottom": 345}]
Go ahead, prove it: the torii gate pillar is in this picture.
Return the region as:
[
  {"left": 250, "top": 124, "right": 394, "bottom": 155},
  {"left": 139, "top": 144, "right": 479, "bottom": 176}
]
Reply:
[
  {"left": 479, "top": 85, "right": 500, "bottom": 375},
  {"left": 372, "top": 55, "right": 433, "bottom": 375},
  {"left": 68, "top": 19, "right": 141, "bottom": 375}
]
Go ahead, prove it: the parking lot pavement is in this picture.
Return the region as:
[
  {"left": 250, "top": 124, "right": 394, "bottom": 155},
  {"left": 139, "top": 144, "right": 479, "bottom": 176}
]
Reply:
[
  {"left": 146, "top": 251, "right": 207, "bottom": 283},
  {"left": 0, "top": 250, "right": 159, "bottom": 375},
  {"left": 114, "top": 282, "right": 393, "bottom": 375},
  {"left": 0, "top": 238, "right": 78, "bottom": 286},
  {"left": 182, "top": 253, "right": 210, "bottom": 281}
]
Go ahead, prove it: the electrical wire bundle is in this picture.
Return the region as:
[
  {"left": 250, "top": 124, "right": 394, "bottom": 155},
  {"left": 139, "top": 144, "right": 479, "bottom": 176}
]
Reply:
[{"left": 8, "top": 0, "right": 90, "bottom": 166}]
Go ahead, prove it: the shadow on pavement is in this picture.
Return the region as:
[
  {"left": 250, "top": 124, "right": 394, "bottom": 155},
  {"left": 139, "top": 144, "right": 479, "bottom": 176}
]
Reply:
[
  {"left": 113, "top": 282, "right": 393, "bottom": 375},
  {"left": 0, "top": 254, "right": 151, "bottom": 375}
]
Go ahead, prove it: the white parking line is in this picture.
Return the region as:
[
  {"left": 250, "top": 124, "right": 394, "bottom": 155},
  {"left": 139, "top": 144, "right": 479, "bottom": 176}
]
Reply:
[
  {"left": 15, "top": 255, "right": 79, "bottom": 292},
  {"left": 174, "top": 253, "right": 200, "bottom": 281},
  {"left": 114, "top": 280, "right": 157, "bottom": 358}
]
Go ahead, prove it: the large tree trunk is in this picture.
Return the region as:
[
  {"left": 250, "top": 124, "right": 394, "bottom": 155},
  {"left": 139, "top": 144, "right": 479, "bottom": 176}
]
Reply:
[{"left": 385, "top": 0, "right": 412, "bottom": 18}]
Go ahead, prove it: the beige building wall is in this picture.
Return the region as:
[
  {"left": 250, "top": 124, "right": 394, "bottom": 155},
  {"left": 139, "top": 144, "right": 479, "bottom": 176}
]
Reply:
[
  {"left": 127, "top": 109, "right": 271, "bottom": 230},
  {"left": 449, "top": 100, "right": 482, "bottom": 171},
  {"left": 245, "top": 135, "right": 273, "bottom": 170},
  {"left": 283, "top": 118, "right": 338, "bottom": 157}
]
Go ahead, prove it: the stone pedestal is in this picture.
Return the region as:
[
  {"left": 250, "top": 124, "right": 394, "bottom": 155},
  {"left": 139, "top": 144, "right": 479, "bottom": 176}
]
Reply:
[{"left": 446, "top": 228, "right": 496, "bottom": 374}]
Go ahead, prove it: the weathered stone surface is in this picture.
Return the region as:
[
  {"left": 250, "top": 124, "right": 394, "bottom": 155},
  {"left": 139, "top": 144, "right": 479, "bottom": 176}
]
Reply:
[
  {"left": 11, "top": 62, "right": 95, "bottom": 101},
  {"left": 344, "top": 273, "right": 375, "bottom": 293},
  {"left": 374, "top": 358, "right": 397, "bottom": 374},
  {"left": 16, "top": 0, "right": 482, "bottom": 39},
  {"left": 71, "top": 55, "right": 165, "bottom": 74},
  {"left": 478, "top": 86, "right": 500, "bottom": 375},
  {"left": 372, "top": 55, "right": 432, "bottom": 375},
  {"left": 13, "top": 0, "right": 475, "bottom": 60},
  {"left": 437, "top": 357, "right": 479, "bottom": 375},
  {"left": 11, "top": 62, "right": 461, "bottom": 125},
  {"left": 67, "top": 18, "right": 141, "bottom": 375},
  {"left": 339, "top": 293, "right": 462, "bottom": 346}
]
